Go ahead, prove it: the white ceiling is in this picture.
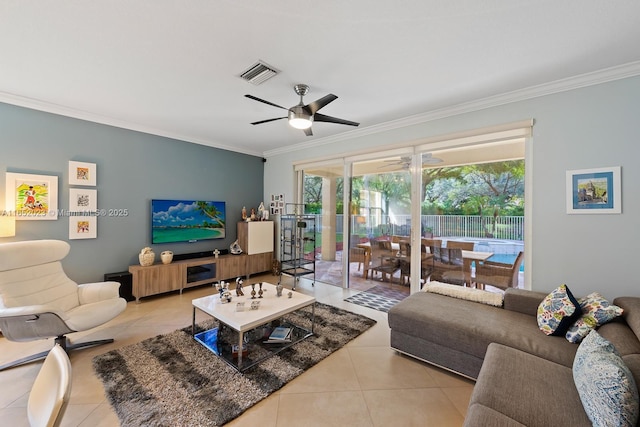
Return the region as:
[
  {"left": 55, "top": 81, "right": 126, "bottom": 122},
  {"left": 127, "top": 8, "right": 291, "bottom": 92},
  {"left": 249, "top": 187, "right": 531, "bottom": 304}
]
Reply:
[{"left": 2, "top": 1, "right": 640, "bottom": 157}]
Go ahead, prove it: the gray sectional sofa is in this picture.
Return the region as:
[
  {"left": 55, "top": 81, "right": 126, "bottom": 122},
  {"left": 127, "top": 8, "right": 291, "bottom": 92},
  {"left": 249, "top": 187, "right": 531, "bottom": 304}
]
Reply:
[{"left": 387, "top": 287, "right": 640, "bottom": 426}]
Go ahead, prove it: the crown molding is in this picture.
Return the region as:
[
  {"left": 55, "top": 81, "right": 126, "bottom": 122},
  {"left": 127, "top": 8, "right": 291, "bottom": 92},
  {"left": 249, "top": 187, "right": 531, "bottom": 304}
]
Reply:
[
  {"left": 0, "top": 92, "right": 263, "bottom": 157},
  {"left": 264, "top": 60, "right": 640, "bottom": 157}
]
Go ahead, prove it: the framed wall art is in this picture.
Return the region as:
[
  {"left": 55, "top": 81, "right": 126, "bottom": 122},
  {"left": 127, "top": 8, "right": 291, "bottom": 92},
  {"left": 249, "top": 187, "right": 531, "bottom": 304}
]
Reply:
[
  {"left": 5, "top": 172, "right": 58, "bottom": 220},
  {"left": 69, "top": 215, "right": 97, "bottom": 239},
  {"left": 270, "top": 194, "right": 285, "bottom": 215},
  {"left": 566, "top": 166, "right": 621, "bottom": 214},
  {"left": 69, "top": 188, "right": 97, "bottom": 212},
  {"left": 69, "top": 161, "right": 96, "bottom": 186}
]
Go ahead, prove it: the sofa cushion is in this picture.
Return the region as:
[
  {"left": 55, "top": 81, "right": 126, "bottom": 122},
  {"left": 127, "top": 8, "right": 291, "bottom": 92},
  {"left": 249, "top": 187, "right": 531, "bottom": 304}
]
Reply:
[
  {"left": 573, "top": 330, "right": 639, "bottom": 427},
  {"left": 388, "top": 292, "right": 578, "bottom": 369},
  {"left": 536, "top": 284, "right": 581, "bottom": 336},
  {"left": 468, "top": 343, "right": 591, "bottom": 427},
  {"left": 566, "top": 293, "right": 623, "bottom": 343}
]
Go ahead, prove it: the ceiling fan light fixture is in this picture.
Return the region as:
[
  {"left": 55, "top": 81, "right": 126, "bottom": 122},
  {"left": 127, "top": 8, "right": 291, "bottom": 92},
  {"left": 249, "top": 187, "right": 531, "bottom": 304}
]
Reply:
[{"left": 288, "top": 107, "right": 313, "bottom": 129}]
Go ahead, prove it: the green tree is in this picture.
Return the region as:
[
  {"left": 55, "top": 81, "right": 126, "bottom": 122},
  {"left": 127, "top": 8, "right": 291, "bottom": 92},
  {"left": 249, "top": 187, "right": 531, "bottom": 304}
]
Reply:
[{"left": 196, "top": 201, "right": 224, "bottom": 227}]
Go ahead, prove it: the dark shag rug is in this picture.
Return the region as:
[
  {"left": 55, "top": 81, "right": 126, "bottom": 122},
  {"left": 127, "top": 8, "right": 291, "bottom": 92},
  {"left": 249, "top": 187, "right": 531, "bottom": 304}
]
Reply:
[
  {"left": 92, "top": 302, "right": 376, "bottom": 426},
  {"left": 344, "top": 284, "right": 410, "bottom": 312}
]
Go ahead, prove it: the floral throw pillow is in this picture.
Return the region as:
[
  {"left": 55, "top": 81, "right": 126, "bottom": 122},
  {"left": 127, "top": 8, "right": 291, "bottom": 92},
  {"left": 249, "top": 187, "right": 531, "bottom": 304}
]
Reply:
[
  {"left": 537, "top": 284, "right": 581, "bottom": 336},
  {"left": 573, "top": 330, "right": 639, "bottom": 426},
  {"left": 566, "top": 292, "right": 624, "bottom": 343}
]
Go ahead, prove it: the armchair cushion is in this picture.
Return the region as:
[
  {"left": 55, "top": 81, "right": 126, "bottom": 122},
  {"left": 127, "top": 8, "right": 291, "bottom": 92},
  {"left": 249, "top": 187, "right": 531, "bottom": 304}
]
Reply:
[
  {"left": 65, "top": 298, "right": 126, "bottom": 331},
  {"left": 77, "top": 281, "right": 121, "bottom": 305}
]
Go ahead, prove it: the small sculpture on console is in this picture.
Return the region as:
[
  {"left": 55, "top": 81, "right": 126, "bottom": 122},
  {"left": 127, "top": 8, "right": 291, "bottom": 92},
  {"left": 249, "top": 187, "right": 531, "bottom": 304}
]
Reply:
[
  {"left": 235, "top": 277, "right": 244, "bottom": 296},
  {"left": 230, "top": 240, "right": 243, "bottom": 255},
  {"left": 216, "top": 281, "right": 232, "bottom": 303},
  {"left": 213, "top": 248, "right": 220, "bottom": 259}
]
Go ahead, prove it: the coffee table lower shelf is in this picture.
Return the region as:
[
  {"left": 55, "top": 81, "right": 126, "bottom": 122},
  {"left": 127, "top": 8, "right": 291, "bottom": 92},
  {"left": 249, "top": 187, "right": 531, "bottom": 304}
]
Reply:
[{"left": 194, "top": 322, "right": 313, "bottom": 372}]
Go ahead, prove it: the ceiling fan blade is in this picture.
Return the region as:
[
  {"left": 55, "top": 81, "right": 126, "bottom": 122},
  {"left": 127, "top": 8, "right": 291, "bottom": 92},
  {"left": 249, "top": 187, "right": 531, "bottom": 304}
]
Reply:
[
  {"left": 245, "top": 94, "right": 288, "bottom": 110},
  {"left": 304, "top": 127, "right": 313, "bottom": 136},
  {"left": 305, "top": 94, "right": 338, "bottom": 114},
  {"left": 313, "top": 113, "right": 359, "bottom": 127},
  {"left": 250, "top": 117, "right": 287, "bottom": 125}
]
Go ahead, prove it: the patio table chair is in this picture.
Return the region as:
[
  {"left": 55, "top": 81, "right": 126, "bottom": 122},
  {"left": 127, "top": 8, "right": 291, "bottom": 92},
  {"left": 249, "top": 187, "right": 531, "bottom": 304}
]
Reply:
[{"left": 475, "top": 251, "right": 524, "bottom": 290}]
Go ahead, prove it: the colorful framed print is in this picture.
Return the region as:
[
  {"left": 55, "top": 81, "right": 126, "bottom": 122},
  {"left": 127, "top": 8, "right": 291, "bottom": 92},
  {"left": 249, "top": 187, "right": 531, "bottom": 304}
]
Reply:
[
  {"left": 566, "top": 166, "right": 621, "bottom": 214},
  {"left": 5, "top": 172, "right": 58, "bottom": 220},
  {"left": 69, "top": 161, "right": 96, "bottom": 186},
  {"left": 69, "top": 215, "right": 97, "bottom": 239},
  {"left": 69, "top": 188, "right": 97, "bottom": 212}
]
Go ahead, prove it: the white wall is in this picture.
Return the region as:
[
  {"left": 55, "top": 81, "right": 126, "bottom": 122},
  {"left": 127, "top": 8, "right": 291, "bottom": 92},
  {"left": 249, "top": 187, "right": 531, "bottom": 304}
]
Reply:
[{"left": 264, "top": 75, "right": 640, "bottom": 300}]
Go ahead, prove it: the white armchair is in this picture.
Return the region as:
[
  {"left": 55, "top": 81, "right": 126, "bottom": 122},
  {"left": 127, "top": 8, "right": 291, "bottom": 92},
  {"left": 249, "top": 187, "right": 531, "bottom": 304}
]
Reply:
[{"left": 0, "top": 239, "right": 127, "bottom": 371}]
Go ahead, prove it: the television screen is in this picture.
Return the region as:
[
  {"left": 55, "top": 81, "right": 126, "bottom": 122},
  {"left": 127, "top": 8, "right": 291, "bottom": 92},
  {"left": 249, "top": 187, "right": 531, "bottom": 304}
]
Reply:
[{"left": 151, "top": 199, "right": 226, "bottom": 244}]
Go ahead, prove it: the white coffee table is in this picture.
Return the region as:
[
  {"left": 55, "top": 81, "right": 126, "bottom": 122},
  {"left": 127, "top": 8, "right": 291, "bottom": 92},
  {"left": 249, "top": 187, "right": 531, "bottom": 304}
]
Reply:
[{"left": 191, "top": 282, "right": 316, "bottom": 371}]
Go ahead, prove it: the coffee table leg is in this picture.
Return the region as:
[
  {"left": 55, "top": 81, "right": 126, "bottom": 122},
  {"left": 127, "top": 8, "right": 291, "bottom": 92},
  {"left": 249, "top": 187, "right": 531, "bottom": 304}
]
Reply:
[
  {"left": 192, "top": 307, "right": 196, "bottom": 337},
  {"left": 311, "top": 304, "right": 315, "bottom": 334},
  {"left": 237, "top": 332, "right": 244, "bottom": 367}
]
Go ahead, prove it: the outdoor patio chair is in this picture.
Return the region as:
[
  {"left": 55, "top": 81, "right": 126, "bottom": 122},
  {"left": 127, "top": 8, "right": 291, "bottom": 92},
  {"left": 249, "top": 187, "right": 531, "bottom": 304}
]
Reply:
[
  {"left": 368, "top": 240, "right": 400, "bottom": 283},
  {"left": 475, "top": 251, "right": 524, "bottom": 290},
  {"left": 349, "top": 246, "right": 370, "bottom": 279},
  {"left": 431, "top": 247, "right": 465, "bottom": 286},
  {"left": 446, "top": 241, "right": 475, "bottom": 251},
  {"left": 421, "top": 238, "right": 442, "bottom": 250}
]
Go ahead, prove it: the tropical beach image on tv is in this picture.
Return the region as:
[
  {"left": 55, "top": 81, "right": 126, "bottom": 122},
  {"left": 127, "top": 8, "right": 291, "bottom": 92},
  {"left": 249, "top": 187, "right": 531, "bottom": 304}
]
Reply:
[{"left": 152, "top": 200, "right": 226, "bottom": 244}]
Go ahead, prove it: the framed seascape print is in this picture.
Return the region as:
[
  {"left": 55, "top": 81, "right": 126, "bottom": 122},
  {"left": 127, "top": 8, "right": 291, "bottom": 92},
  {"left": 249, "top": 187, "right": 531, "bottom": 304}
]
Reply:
[
  {"left": 69, "top": 188, "right": 97, "bottom": 212},
  {"left": 566, "top": 166, "right": 621, "bottom": 214},
  {"left": 69, "top": 215, "right": 97, "bottom": 239},
  {"left": 5, "top": 172, "right": 58, "bottom": 220},
  {"left": 69, "top": 161, "right": 96, "bottom": 186}
]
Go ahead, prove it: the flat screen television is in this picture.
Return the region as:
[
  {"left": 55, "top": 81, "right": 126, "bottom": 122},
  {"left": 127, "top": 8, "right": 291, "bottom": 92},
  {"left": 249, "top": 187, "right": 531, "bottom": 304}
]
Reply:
[{"left": 151, "top": 199, "right": 226, "bottom": 244}]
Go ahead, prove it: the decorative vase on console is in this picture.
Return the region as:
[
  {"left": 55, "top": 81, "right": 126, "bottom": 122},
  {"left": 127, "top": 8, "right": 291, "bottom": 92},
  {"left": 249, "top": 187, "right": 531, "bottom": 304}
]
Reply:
[
  {"left": 161, "top": 251, "right": 173, "bottom": 264},
  {"left": 139, "top": 247, "right": 155, "bottom": 266}
]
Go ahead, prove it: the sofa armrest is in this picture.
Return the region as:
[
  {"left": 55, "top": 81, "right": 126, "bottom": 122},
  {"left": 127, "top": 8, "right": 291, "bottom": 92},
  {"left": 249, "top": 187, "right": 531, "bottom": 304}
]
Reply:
[
  {"left": 503, "top": 288, "right": 546, "bottom": 316},
  {"left": 78, "top": 281, "right": 121, "bottom": 305}
]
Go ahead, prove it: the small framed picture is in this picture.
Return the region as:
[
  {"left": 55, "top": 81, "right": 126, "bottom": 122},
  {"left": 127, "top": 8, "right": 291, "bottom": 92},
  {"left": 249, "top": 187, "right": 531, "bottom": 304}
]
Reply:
[
  {"left": 566, "top": 166, "right": 621, "bottom": 214},
  {"left": 69, "top": 188, "right": 97, "bottom": 212},
  {"left": 5, "top": 172, "right": 58, "bottom": 220},
  {"left": 69, "top": 215, "right": 97, "bottom": 239},
  {"left": 69, "top": 161, "right": 97, "bottom": 186}
]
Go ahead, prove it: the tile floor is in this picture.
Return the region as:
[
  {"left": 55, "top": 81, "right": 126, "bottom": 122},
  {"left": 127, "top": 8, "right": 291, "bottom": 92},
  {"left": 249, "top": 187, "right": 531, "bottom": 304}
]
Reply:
[{"left": 0, "top": 273, "right": 474, "bottom": 427}]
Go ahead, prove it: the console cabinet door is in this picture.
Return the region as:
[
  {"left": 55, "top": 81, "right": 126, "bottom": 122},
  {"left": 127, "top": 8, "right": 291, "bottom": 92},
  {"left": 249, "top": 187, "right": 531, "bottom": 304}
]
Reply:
[
  {"left": 219, "top": 254, "right": 246, "bottom": 280},
  {"left": 238, "top": 221, "right": 274, "bottom": 255},
  {"left": 129, "top": 263, "right": 183, "bottom": 301},
  {"left": 247, "top": 252, "right": 273, "bottom": 275}
]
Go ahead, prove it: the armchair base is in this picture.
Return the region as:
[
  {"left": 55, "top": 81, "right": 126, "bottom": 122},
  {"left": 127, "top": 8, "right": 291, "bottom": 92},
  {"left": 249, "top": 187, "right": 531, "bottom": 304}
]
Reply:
[{"left": 0, "top": 335, "right": 114, "bottom": 371}]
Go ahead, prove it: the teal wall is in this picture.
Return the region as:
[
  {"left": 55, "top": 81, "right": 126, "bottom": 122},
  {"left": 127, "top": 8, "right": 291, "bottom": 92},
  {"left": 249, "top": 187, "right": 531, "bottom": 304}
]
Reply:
[{"left": 0, "top": 103, "right": 265, "bottom": 284}]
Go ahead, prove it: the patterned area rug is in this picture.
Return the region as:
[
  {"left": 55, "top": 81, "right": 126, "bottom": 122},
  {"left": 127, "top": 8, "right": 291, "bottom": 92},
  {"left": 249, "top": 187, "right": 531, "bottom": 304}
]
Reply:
[
  {"left": 92, "top": 303, "right": 375, "bottom": 427},
  {"left": 344, "top": 285, "right": 410, "bottom": 312}
]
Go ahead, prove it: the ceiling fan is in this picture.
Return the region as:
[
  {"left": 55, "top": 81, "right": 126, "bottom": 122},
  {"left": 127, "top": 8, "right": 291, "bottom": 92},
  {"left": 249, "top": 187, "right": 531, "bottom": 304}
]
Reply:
[
  {"left": 245, "top": 84, "right": 359, "bottom": 136},
  {"left": 380, "top": 153, "right": 444, "bottom": 169}
]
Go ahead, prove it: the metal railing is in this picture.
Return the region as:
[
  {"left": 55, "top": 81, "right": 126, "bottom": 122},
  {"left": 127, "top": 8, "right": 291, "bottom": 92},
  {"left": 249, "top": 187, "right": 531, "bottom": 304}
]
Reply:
[{"left": 329, "top": 214, "right": 524, "bottom": 241}]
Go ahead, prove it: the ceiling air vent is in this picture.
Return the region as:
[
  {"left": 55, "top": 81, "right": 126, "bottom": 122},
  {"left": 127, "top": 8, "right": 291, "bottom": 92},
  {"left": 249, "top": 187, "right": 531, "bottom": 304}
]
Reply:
[{"left": 239, "top": 61, "right": 279, "bottom": 85}]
